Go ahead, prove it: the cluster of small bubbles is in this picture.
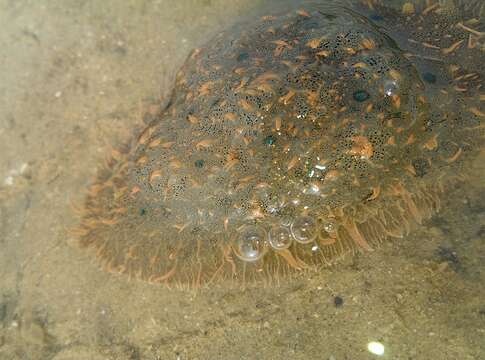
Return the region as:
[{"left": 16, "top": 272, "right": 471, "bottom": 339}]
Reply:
[
  {"left": 233, "top": 224, "right": 268, "bottom": 262},
  {"left": 234, "top": 214, "right": 326, "bottom": 257}
]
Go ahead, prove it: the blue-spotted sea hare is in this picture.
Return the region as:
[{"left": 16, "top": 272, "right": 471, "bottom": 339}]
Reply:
[{"left": 75, "top": 0, "right": 485, "bottom": 287}]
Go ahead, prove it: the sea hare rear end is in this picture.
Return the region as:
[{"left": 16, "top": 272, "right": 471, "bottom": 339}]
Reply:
[{"left": 76, "top": 2, "right": 484, "bottom": 286}]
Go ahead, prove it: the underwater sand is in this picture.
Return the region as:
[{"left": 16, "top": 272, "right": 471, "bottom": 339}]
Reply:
[{"left": 0, "top": 0, "right": 484, "bottom": 359}]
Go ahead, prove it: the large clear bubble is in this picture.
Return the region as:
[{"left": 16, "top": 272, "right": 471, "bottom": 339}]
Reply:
[
  {"left": 318, "top": 219, "right": 338, "bottom": 246},
  {"left": 268, "top": 225, "right": 293, "bottom": 250},
  {"left": 233, "top": 225, "right": 268, "bottom": 262},
  {"left": 290, "top": 216, "right": 318, "bottom": 244}
]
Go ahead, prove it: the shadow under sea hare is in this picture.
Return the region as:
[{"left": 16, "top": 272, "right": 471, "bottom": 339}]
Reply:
[{"left": 74, "top": 0, "right": 485, "bottom": 287}]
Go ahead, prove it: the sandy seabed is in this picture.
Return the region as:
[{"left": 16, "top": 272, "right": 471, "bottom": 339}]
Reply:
[{"left": 0, "top": 1, "right": 484, "bottom": 359}]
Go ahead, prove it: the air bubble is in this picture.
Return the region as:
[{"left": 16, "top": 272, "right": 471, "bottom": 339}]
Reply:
[
  {"left": 303, "top": 182, "right": 320, "bottom": 195},
  {"left": 383, "top": 79, "right": 399, "bottom": 97},
  {"left": 279, "top": 216, "right": 293, "bottom": 227},
  {"left": 233, "top": 225, "right": 268, "bottom": 262},
  {"left": 268, "top": 225, "right": 293, "bottom": 250},
  {"left": 323, "top": 220, "right": 337, "bottom": 233},
  {"left": 290, "top": 216, "right": 318, "bottom": 244}
]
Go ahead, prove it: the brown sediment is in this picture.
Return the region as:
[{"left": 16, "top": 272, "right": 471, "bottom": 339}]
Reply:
[{"left": 74, "top": 1, "right": 484, "bottom": 288}]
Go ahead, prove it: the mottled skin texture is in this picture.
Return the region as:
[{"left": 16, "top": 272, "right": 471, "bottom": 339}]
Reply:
[{"left": 76, "top": 1, "right": 484, "bottom": 287}]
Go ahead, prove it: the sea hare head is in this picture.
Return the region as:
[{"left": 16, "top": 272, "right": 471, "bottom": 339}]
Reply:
[{"left": 76, "top": 1, "right": 484, "bottom": 287}]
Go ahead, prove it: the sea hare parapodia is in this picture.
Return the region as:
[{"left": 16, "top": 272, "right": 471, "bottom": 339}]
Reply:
[{"left": 75, "top": 1, "right": 484, "bottom": 287}]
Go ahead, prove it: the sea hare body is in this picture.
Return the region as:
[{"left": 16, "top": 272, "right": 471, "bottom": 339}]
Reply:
[{"left": 77, "top": 1, "right": 484, "bottom": 286}]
